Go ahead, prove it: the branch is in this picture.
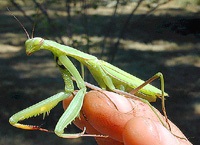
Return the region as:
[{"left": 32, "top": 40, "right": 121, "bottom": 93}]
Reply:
[
  {"left": 109, "top": 0, "right": 143, "bottom": 62},
  {"left": 10, "top": 0, "right": 34, "bottom": 24}
]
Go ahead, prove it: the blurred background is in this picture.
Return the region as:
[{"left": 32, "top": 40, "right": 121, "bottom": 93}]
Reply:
[{"left": 0, "top": 0, "right": 199, "bottom": 144}]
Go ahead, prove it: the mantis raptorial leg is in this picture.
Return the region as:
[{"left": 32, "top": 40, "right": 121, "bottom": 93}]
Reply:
[{"left": 9, "top": 55, "right": 106, "bottom": 138}]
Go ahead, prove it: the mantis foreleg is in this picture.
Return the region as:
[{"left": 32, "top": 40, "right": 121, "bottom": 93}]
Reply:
[
  {"left": 55, "top": 56, "right": 106, "bottom": 138},
  {"left": 54, "top": 55, "right": 87, "bottom": 138},
  {"left": 10, "top": 55, "right": 91, "bottom": 138},
  {"left": 9, "top": 92, "right": 70, "bottom": 131}
]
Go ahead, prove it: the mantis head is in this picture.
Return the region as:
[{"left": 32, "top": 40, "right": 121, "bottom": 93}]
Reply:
[
  {"left": 8, "top": 8, "right": 45, "bottom": 56},
  {"left": 25, "top": 37, "right": 44, "bottom": 55}
]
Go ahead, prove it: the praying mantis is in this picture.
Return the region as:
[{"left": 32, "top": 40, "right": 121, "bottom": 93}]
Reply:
[
  {"left": 9, "top": 11, "right": 172, "bottom": 139},
  {"left": 9, "top": 36, "right": 170, "bottom": 138}
]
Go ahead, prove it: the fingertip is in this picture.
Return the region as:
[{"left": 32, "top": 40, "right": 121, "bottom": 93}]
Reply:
[
  {"left": 123, "top": 118, "right": 156, "bottom": 145},
  {"left": 123, "top": 118, "right": 181, "bottom": 145}
]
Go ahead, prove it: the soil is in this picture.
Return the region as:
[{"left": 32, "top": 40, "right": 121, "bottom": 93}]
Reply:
[{"left": 0, "top": 1, "right": 199, "bottom": 145}]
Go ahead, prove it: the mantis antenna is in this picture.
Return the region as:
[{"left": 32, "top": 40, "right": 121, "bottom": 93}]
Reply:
[
  {"left": 7, "top": 7, "right": 30, "bottom": 39},
  {"left": 31, "top": 8, "right": 40, "bottom": 38},
  {"left": 31, "top": 21, "right": 36, "bottom": 38}
]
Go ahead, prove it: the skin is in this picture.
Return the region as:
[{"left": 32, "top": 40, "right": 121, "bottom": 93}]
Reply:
[{"left": 63, "top": 90, "right": 192, "bottom": 145}]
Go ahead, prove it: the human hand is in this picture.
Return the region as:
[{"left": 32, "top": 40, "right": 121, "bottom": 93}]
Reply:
[{"left": 63, "top": 90, "right": 192, "bottom": 145}]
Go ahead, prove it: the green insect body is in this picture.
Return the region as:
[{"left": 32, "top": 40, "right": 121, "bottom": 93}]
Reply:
[
  {"left": 9, "top": 37, "right": 169, "bottom": 138},
  {"left": 26, "top": 38, "right": 167, "bottom": 101}
]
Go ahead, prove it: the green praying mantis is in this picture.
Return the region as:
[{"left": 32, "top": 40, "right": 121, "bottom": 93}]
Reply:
[{"left": 9, "top": 11, "right": 172, "bottom": 139}]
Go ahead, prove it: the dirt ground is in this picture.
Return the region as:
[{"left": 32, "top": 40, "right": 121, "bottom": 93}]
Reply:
[{"left": 0, "top": 1, "right": 200, "bottom": 145}]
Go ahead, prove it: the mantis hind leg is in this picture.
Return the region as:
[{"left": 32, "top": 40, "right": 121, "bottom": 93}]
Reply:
[
  {"left": 90, "top": 63, "right": 171, "bottom": 130},
  {"left": 129, "top": 72, "right": 171, "bottom": 131},
  {"left": 83, "top": 81, "right": 187, "bottom": 139}
]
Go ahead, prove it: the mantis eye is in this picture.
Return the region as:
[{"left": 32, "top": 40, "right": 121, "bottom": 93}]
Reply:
[{"left": 33, "top": 37, "right": 44, "bottom": 46}]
